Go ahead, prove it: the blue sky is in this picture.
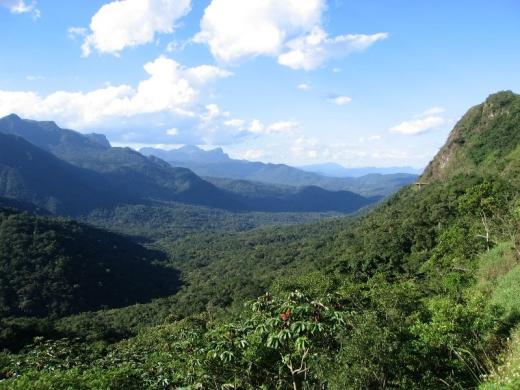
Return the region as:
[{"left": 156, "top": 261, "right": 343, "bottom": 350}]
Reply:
[{"left": 0, "top": 0, "right": 519, "bottom": 168}]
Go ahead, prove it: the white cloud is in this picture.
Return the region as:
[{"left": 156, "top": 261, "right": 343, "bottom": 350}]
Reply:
[
  {"left": 25, "top": 75, "right": 44, "bottom": 81},
  {"left": 248, "top": 119, "right": 264, "bottom": 133},
  {"left": 248, "top": 119, "right": 301, "bottom": 135},
  {"left": 1, "top": 0, "right": 40, "bottom": 18},
  {"left": 390, "top": 107, "right": 447, "bottom": 135},
  {"left": 185, "top": 65, "right": 232, "bottom": 84},
  {"left": 194, "top": 0, "right": 388, "bottom": 70},
  {"left": 0, "top": 57, "right": 230, "bottom": 128},
  {"left": 224, "top": 118, "right": 245, "bottom": 128},
  {"left": 165, "top": 128, "right": 178, "bottom": 136},
  {"left": 81, "top": 0, "right": 192, "bottom": 56},
  {"left": 291, "top": 136, "right": 319, "bottom": 158},
  {"left": 297, "top": 83, "right": 311, "bottom": 91},
  {"left": 194, "top": 0, "right": 325, "bottom": 63},
  {"left": 420, "top": 106, "right": 445, "bottom": 116},
  {"left": 267, "top": 120, "right": 301, "bottom": 134},
  {"left": 278, "top": 27, "right": 388, "bottom": 70},
  {"left": 68, "top": 27, "right": 87, "bottom": 40},
  {"left": 241, "top": 149, "right": 265, "bottom": 160},
  {"left": 330, "top": 95, "right": 352, "bottom": 106}
]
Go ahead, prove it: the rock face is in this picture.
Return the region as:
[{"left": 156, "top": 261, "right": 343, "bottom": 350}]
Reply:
[
  {"left": 85, "top": 133, "right": 111, "bottom": 148},
  {"left": 421, "top": 91, "right": 520, "bottom": 182}
]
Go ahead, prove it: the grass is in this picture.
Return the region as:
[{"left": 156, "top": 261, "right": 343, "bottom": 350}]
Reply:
[
  {"left": 476, "top": 242, "right": 518, "bottom": 290},
  {"left": 475, "top": 242, "right": 520, "bottom": 389},
  {"left": 480, "top": 326, "right": 520, "bottom": 389}
]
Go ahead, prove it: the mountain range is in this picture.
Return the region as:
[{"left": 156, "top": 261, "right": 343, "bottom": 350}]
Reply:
[
  {"left": 140, "top": 145, "right": 418, "bottom": 197},
  {"left": 300, "top": 162, "right": 422, "bottom": 177},
  {"left": 0, "top": 114, "right": 387, "bottom": 214},
  {"left": 2, "top": 92, "right": 520, "bottom": 389}
]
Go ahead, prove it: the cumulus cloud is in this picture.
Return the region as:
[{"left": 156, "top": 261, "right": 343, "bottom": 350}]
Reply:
[
  {"left": 329, "top": 95, "right": 352, "bottom": 106},
  {"left": 0, "top": 57, "right": 230, "bottom": 128},
  {"left": 81, "top": 0, "right": 191, "bottom": 56},
  {"left": 297, "top": 83, "right": 311, "bottom": 91},
  {"left": 194, "top": 0, "right": 387, "bottom": 70},
  {"left": 248, "top": 119, "right": 301, "bottom": 135},
  {"left": 1, "top": 0, "right": 40, "bottom": 18},
  {"left": 390, "top": 107, "right": 447, "bottom": 135},
  {"left": 278, "top": 27, "right": 388, "bottom": 70},
  {"left": 194, "top": 0, "right": 324, "bottom": 63}
]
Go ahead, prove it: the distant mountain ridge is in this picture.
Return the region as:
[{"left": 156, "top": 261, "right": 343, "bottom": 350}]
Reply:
[
  {"left": 0, "top": 114, "right": 379, "bottom": 214},
  {"left": 300, "top": 162, "right": 422, "bottom": 177},
  {"left": 140, "top": 145, "right": 418, "bottom": 197},
  {"left": 141, "top": 145, "right": 231, "bottom": 164}
]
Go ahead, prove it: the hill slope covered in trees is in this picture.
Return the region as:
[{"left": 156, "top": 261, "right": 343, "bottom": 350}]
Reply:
[
  {"left": 0, "top": 207, "right": 179, "bottom": 319},
  {"left": 2, "top": 92, "right": 520, "bottom": 388},
  {"left": 0, "top": 115, "right": 379, "bottom": 215}
]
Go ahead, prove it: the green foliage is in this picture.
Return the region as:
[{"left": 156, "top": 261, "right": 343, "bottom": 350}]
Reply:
[
  {"left": 411, "top": 294, "right": 501, "bottom": 387},
  {"left": 85, "top": 202, "right": 337, "bottom": 241},
  {"left": 4, "top": 93, "right": 520, "bottom": 388},
  {"left": 423, "top": 91, "right": 520, "bottom": 180},
  {"left": 0, "top": 208, "right": 179, "bottom": 320}
]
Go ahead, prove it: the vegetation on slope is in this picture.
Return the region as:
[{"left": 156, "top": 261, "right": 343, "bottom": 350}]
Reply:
[
  {"left": 0, "top": 114, "right": 379, "bottom": 214},
  {"left": 2, "top": 92, "right": 520, "bottom": 388},
  {"left": 0, "top": 207, "right": 179, "bottom": 319},
  {"left": 0, "top": 134, "right": 129, "bottom": 214}
]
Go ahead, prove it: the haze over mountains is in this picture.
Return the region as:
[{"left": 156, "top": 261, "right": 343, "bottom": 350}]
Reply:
[
  {"left": 141, "top": 145, "right": 418, "bottom": 197},
  {"left": 0, "top": 114, "right": 405, "bottom": 215},
  {"left": 300, "top": 162, "right": 422, "bottom": 177}
]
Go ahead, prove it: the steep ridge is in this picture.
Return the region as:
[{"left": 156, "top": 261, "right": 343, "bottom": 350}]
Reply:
[
  {"left": 0, "top": 134, "right": 130, "bottom": 214},
  {"left": 422, "top": 90, "right": 520, "bottom": 182},
  {"left": 0, "top": 115, "right": 239, "bottom": 211}
]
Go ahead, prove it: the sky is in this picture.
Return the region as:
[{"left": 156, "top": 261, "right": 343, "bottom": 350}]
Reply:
[{"left": 0, "top": 0, "right": 519, "bottom": 168}]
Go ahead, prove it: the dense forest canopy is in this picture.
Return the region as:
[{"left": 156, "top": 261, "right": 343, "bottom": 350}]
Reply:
[{"left": 1, "top": 92, "right": 520, "bottom": 388}]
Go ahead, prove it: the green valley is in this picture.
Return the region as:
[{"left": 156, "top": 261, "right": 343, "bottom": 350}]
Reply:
[{"left": 1, "top": 92, "right": 520, "bottom": 388}]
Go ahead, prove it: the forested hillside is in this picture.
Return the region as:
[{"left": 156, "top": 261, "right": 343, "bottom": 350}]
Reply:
[
  {"left": 141, "top": 145, "right": 417, "bottom": 197},
  {"left": 0, "top": 115, "right": 379, "bottom": 215},
  {"left": 0, "top": 207, "right": 179, "bottom": 319},
  {"left": 0, "top": 134, "right": 131, "bottom": 214},
  {"left": 2, "top": 92, "right": 520, "bottom": 388}
]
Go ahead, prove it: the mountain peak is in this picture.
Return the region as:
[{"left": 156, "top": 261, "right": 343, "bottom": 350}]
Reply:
[
  {"left": 421, "top": 90, "right": 520, "bottom": 182},
  {"left": 85, "top": 133, "right": 111, "bottom": 148},
  {"left": 141, "top": 145, "right": 230, "bottom": 164},
  {"left": 3, "top": 113, "right": 21, "bottom": 121}
]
